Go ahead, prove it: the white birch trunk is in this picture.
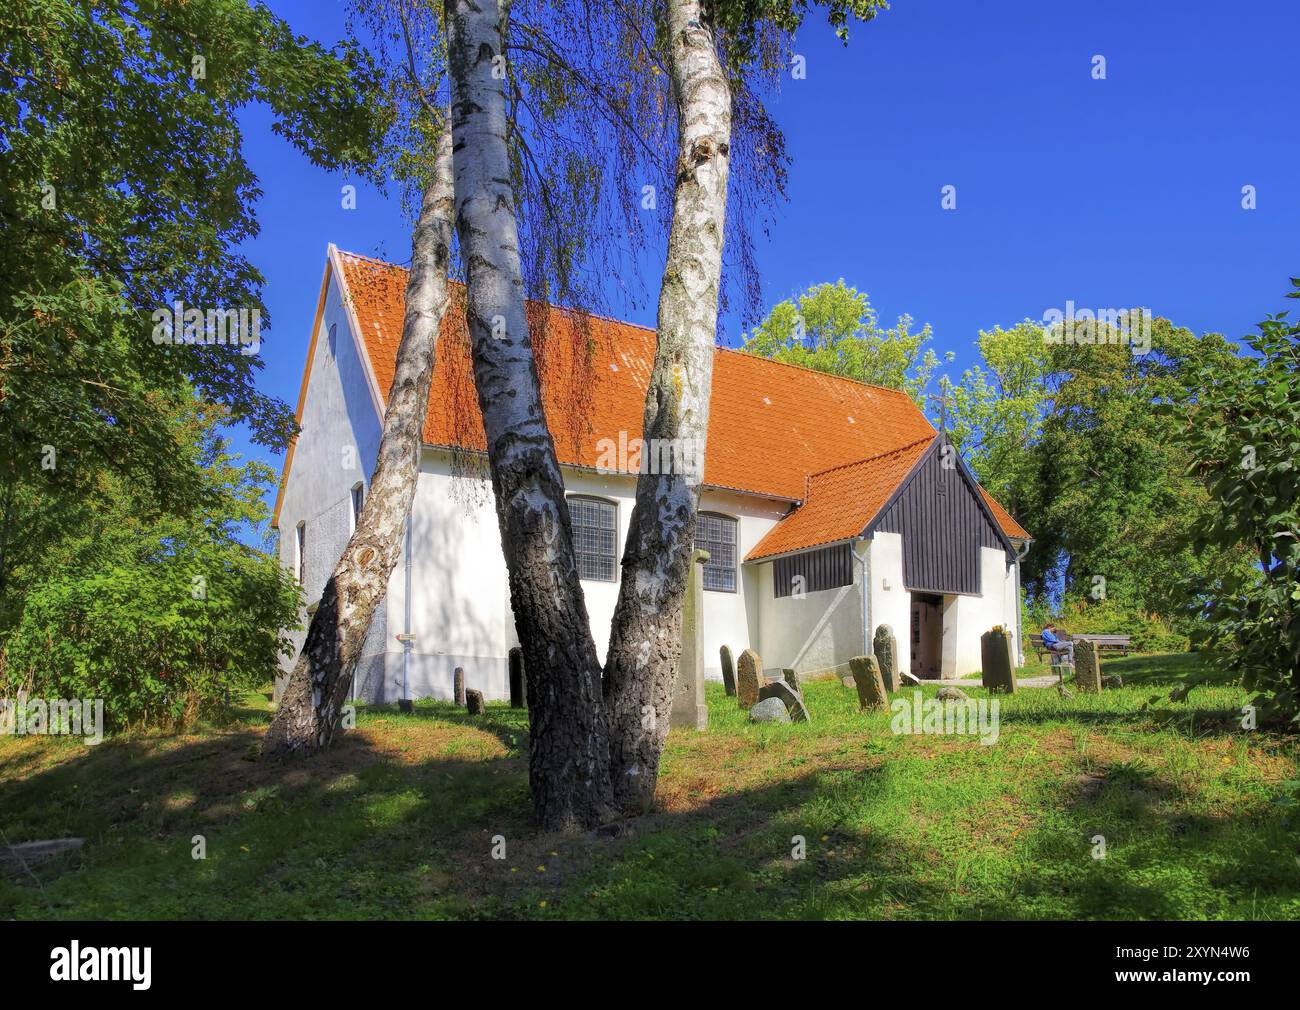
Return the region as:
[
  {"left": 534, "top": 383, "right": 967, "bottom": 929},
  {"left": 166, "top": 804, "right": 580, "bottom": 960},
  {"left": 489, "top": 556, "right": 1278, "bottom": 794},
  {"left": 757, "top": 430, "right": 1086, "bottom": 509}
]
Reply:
[
  {"left": 603, "top": 0, "right": 732, "bottom": 813},
  {"left": 263, "top": 121, "right": 455, "bottom": 760},
  {"left": 445, "top": 0, "right": 613, "bottom": 830}
]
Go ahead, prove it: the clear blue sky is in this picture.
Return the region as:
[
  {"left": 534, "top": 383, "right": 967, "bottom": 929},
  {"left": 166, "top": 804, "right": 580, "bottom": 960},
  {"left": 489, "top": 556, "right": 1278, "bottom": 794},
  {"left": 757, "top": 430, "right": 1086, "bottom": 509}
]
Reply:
[{"left": 235, "top": 0, "right": 1300, "bottom": 516}]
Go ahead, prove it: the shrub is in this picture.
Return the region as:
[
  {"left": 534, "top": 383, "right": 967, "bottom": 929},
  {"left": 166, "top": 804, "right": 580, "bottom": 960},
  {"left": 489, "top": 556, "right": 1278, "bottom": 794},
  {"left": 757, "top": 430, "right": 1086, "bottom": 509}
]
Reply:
[{"left": 1, "top": 533, "right": 299, "bottom": 730}]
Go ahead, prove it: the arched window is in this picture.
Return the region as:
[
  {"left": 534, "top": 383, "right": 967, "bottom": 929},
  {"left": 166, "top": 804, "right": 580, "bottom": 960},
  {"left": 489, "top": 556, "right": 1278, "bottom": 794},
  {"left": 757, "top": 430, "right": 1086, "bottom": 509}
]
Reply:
[
  {"left": 569, "top": 496, "right": 617, "bottom": 582},
  {"left": 696, "top": 512, "right": 737, "bottom": 592}
]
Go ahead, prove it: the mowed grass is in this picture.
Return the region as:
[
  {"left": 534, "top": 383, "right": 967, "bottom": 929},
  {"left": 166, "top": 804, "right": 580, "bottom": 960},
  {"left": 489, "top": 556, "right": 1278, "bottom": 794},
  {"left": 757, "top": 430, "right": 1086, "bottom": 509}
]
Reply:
[{"left": 1, "top": 652, "right": 1297, "bottom": 920}]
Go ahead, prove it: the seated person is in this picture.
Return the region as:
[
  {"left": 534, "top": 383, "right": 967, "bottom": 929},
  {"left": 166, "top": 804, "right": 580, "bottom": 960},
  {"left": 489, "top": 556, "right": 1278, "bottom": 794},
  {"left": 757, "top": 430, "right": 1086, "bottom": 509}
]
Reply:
[{"left": 1041, "top": 622, "right": 1074, "bottom": 663}]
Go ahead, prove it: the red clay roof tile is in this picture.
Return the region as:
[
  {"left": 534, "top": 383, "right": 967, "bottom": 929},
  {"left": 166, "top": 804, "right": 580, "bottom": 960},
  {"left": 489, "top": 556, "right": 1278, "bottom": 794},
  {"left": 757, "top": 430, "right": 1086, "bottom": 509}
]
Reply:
[{"left": 325, "top": 249, "right": 1030, "bottom": 551}]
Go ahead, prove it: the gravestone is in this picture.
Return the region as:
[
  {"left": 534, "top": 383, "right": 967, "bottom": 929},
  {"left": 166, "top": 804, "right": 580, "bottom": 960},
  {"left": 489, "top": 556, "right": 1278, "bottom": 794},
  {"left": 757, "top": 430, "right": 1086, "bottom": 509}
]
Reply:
[
  {"left": 873, "top": 624, "right": 900, "bottom": 692},
  {"left": 719, "top": 645, "right": 737, "bottom": 698},
  {"left": 749, "top": 697, "right": 791, "bottom": 723},
  {"left": 1075, "top": 639, "right": 1103, "bottom": 693},
  {"left": 508, "top": 647, "right": 526, "bottom": 709},
  {"left": 465, "top": 689, "right": 485, "bottom": 716},
  {"left": 980, "top": 626, "right": 1018, "bottom": 694},
  {"left": 736, "top": 649, "right": 763, "bottom": 711},
  {"left": 782, "top": 667, "right": 802, "bottom": 694},
  {"left": 760, "top": 680, "right": 810, "bottom": 722},
  {"left": 670, "top": 549, "right": 709, "bottom": 730},
  {"left": 453, "top": 666, "right": 466, "bottom": 707},
  {"left": 937, "top": 686, "right": 970, "bottom": 702},
  {"left": 850, "top": 654, "right": 889, "bottom": 712}
]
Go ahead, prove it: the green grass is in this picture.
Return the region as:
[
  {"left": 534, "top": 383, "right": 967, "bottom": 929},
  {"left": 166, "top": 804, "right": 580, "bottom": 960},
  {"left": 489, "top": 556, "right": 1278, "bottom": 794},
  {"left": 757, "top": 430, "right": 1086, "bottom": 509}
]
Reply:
[{"left": 1, "top": 652, "right": 1297, "bottom": 920}]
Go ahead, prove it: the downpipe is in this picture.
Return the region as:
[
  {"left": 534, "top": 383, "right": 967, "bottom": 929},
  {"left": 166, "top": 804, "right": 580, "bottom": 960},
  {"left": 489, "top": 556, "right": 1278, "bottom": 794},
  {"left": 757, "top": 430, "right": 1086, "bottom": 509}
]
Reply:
[{"left": 856, "top": 536, "right": 872, "bottom": 656}]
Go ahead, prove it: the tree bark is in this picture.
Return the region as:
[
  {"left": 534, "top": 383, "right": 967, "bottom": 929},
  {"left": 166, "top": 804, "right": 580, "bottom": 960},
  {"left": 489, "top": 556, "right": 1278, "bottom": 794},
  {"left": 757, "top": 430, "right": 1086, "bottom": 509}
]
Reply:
[
  {"left": 445, "top": 0, "right": 614, "bottom": 830},
  {"left": 263, "top": 121, "right": 454, "bottom": 760},
  {"left": 603, "top": 0, "right": 731, "bottom": 813}
]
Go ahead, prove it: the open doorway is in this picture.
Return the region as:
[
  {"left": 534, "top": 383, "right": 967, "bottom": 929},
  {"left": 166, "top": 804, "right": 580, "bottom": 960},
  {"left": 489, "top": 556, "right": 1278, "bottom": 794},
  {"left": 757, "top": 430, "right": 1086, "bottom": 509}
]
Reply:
[{"left": 910, "top": 592, "right": 943, "bottom": 679}]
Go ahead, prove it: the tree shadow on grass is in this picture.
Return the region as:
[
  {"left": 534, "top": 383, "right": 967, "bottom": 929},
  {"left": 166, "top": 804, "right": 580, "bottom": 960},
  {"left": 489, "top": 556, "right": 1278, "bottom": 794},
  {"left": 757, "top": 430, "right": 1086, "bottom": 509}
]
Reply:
[{"left": 1, "top": 703, "right": 1295, "bottom": 920}]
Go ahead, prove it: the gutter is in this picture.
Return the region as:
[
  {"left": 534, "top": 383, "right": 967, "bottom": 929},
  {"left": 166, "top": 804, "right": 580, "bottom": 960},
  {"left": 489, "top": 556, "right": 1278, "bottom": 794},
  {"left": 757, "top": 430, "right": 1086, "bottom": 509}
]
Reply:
[{"left": 1013, "top": 538, "right": 1030, "bottom": 667}]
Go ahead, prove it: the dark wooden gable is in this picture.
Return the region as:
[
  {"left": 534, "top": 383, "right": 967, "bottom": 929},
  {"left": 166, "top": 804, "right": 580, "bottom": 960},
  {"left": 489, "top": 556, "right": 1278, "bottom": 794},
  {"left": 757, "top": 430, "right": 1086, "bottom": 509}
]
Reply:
[{"left": 868, "top": 438, "right": 1011, "bottom": 596}]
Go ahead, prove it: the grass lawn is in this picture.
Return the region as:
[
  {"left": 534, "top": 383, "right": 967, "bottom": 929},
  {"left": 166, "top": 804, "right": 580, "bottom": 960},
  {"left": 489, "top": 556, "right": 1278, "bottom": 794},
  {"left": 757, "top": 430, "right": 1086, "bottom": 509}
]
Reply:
[{"left": 2, "top": 652, "right": 1297, "bottom": 920}]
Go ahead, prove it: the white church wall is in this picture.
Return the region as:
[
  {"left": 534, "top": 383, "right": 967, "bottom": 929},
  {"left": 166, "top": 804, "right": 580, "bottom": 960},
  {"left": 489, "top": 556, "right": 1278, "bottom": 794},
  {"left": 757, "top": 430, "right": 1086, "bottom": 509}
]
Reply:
[
  {"left": 868, "top": 532, "right": 911, "bottom": 677},
  {"left": 700, "top": 490, "right": 784, "bottom": 680},
  {"left": 757, "top": 544, "right": 866, "bottom": 679},
  {"left": 945, "top": 546, "right": 1017, "bottom": 677},
  {"left": 390, "top": 450, "right": 790, "bottom": 702},
  {"left": 275, "top": 267, "right": 387, "bottom": 697}
]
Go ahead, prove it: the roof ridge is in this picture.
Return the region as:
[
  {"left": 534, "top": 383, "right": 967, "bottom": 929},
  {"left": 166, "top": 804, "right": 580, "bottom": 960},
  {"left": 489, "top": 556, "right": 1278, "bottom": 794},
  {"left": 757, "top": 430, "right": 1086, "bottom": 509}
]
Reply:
[
  {"left": 713, "top": 346, "right": 931, "bottom": 400},
  {"left": 805, "top": 434, "right": 935, "bottom": 483},
  {"left": 338, "top": 248, "right": 939, "bottom": 401}
]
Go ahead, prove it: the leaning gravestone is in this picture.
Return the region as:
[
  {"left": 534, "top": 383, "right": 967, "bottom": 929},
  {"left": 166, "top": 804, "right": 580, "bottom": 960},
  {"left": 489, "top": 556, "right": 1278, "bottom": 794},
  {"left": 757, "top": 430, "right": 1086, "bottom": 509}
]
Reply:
[
  {"left": 1075, "top": 639, "right": 1103, "bottom": 693},
  {"left": 782, "top": 667, "right": 802, "bottom": 694},
  {"left": 760, "top": 680, "right": 810, "bottom": 722},
  {"left": 749, "top": 697, "right": 791, "bottom": 723},
  {"left": 736, "top": 649, "right": 763, "bottom": 711},
  {"left": 465, "top": 689, "right": 485, "bottom": 716},
  {"left": 453, "top": 666, "right": 467, "bottom": 707},
  {"left": 980, "top": 626, "right": 1018, "bottom": 694},
  {"left": 873, "top": 624, "right": 900, "bottom": 692},
  {"left": 850, "top": 654, "right": 889, "bottom": 712},
  {"left": 508, "top": 647, "right": 526, "bottom": 709},
  {"left": 719, "top": 645, "right": 737, "bottom": 698},
  {"left": 670, "top": 549, "right": 709, "bottom": 730}
]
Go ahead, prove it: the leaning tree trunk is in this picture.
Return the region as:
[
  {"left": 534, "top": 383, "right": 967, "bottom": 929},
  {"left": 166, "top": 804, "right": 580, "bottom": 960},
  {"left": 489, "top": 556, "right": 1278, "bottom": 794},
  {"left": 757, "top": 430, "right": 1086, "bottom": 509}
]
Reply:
[
  {"left": 603, "top": 0, "right": 732, "bottom": 814},
  {"left": 445, "top": 0, "right": 613, "bottom": 830},
  {"left": 263, "top": 122, "right": 454, "bottom": 760}
]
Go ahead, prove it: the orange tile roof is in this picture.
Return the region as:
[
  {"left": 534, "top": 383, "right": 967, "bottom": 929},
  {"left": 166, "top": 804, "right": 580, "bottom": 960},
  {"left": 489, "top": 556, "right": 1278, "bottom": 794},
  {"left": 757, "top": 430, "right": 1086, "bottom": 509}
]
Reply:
[
  {"left": 747, "top": 438, "right": 934, "bottom": 560},
  {"left": 979, "top": 486, "right": 1030, "bottom": 540},
  {"left": 320, "top": 248, "right": 1030, "bottom": 550}
]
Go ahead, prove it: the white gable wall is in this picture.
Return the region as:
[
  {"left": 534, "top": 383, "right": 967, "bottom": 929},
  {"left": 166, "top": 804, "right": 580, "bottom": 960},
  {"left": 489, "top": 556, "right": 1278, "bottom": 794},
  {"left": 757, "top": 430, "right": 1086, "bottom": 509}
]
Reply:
[{"left": 275, "top": 267, "right": 389, "bottom": 698}]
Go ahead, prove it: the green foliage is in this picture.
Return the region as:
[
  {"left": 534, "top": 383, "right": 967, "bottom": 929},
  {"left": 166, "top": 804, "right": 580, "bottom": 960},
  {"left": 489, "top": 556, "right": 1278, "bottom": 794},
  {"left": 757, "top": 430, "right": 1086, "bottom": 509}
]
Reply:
[
  {"left": 742, "top": 279, "right": 945, "bottom": 405},
  {"left": 945, "top": 321, "right": 1051, "bottom": 516},
  {"left": 0, "top": 0, "right": 388, "bottom": 448},
  {"left": 1166, "top": 280, "right": 1300, "bottom": 722},
  {"left": 1, "top": 408, "right": 299, "bottom": 729},
  {"left": 1025, "top": 597, "right": 1189, "bottom": 655}
]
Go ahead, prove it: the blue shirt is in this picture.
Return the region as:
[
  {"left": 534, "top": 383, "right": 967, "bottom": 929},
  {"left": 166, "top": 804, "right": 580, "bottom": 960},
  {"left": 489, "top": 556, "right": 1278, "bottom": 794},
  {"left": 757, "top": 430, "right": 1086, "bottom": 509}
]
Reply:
[{"left": 1042, "top": 628, "right": 1060, "bottom": 647}]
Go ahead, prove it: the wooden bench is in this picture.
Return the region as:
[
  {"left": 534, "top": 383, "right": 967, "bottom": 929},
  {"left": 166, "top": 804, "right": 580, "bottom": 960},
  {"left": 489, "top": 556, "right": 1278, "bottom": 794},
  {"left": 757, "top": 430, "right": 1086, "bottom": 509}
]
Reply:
[{"left": 1029, "top": 632, "right": 1132, "bottom": 662}]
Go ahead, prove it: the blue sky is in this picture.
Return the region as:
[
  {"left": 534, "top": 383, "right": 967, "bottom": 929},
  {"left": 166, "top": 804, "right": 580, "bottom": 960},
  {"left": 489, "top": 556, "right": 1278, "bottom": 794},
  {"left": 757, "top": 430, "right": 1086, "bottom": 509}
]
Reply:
[{"left": 235, "top": 0, "right": 1300, "bottom": 514}]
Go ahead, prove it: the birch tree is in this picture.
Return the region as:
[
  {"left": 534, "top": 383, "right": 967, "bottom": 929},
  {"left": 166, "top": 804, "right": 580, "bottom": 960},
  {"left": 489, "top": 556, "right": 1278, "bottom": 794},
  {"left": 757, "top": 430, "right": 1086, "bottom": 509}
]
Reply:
[
  {"left": 444, "top": 0, "right": 616, "bottom": 829},
  {"left": 264, "top": 119, "right": 455, "bottom": 758},
  {"left": 601, "top": 0, "right": 733, "bottom": 813}
]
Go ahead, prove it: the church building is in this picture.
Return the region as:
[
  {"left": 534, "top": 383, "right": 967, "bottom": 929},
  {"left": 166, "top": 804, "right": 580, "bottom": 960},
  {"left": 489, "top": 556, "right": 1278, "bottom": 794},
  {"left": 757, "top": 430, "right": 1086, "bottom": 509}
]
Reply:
[{"left": 272, "top": 246, "right": 1032, "bottom": 702}]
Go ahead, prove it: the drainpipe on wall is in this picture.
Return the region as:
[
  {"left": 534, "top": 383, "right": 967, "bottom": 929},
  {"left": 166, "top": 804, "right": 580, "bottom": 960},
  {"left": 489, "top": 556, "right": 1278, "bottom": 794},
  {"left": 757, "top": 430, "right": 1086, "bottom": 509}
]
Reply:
[
  {"left": 856, "top": 536, "right": 872, "bottom": 657},
  {"left": 402, "top": 518, "right": 413, "bottom": 703},
  {"left": 1013, "top": 539, "right": 1030, "bottom": 667}
]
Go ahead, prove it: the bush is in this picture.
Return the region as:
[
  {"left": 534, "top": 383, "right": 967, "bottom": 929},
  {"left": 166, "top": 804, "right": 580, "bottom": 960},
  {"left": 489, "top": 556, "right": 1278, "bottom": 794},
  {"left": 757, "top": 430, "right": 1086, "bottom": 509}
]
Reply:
[
  {"left": 1, "top": 534, "right": 299, "bottom": 730},
  {"left": 1024, "top": 595, "right": 1189, "bottom": 655}
]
